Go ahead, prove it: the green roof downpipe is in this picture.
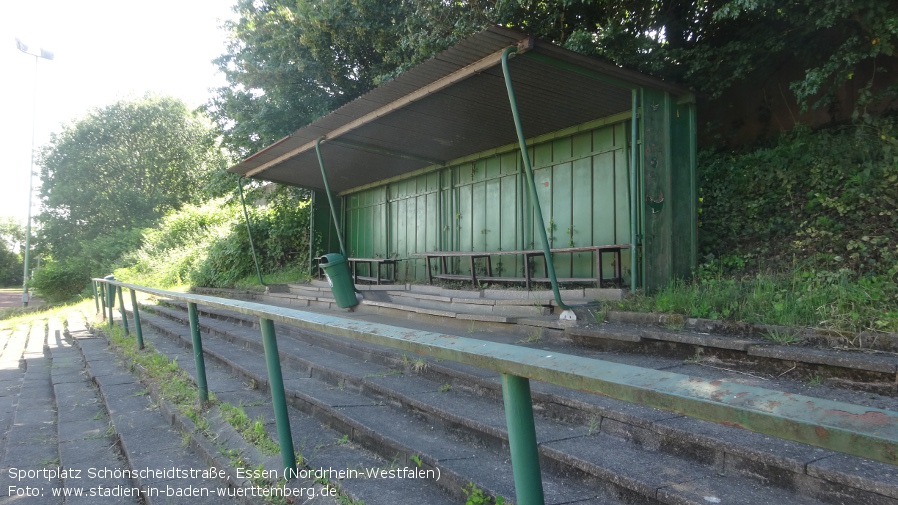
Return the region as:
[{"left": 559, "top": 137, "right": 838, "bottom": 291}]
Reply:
[
  {"left": 630, "top": 89, "right": 639, "bottom": 291},
  {"left": 501, "top": 46, "right": 573, "bottom": 317},
  {"left": 315, "top": 137, "right": 347, "bottom": 258},
  {"left": 237, "top": 177, "right": 266, "bottom": 286}
]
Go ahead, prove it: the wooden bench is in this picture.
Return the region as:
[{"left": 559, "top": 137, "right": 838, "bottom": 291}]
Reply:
[
  {"left": 347, "top": 257, "right": 400, "bottom": 285},
  {"left": 414, "top": 245, "right": 629, "bottom": 289}
]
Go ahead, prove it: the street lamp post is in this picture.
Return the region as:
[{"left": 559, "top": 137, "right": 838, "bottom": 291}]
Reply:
[{"left": 15, "top": 38, "right": 53, "bottom": 307}]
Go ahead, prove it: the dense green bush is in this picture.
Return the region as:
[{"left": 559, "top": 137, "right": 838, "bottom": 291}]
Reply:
[
  {"left": 31, "top": 259, "right": 91, "bottom": 304},
  {"left": 699, "top": 117, "right": 898, "bottom": 276},
  {"left": 630, "top": 117, "right": 898, "bottom": 332},
  {"left": 116, "top": 201, "right": 235, "bottom": 287},
  {"left": 191, "top": 187, "right": 311, "bottom": 288},
  {"left": 116, "top": 186, "right": 312, "bottom": 289},
  {"left": 0, "top": 248, "right": 22, "bottom": 287}
]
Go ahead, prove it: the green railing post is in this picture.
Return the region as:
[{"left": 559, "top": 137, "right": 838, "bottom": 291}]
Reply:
[
  {"left": 259, "top": 318, "right": 298, "bottom": 477},
  {"left": 117, "top": 286, "right": 129, "bottom": 335},
  {"left": 501, "top": 373, "right": 545, "bottom": 505},
  {"left": 187, "top": 302, "right": 209, "bottom": 404},
  {"left": 107, "top": 284, "right": 115, "bottom": 327},
  {"left": 129, "top": 289, "right": 145, "bottom": 350},
  {"left": 93, "top": 281, "right": 100, "bottom": 314},
  {"left": 99, "top": 283, "right": 107, "bottom": 321}
]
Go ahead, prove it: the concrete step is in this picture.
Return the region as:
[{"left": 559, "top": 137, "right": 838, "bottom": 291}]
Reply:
[
  {"left": 108, "top": 310, "right": 460, "bottom": 504},
  {"left": 137, "top": 307, "right": 592, "bottom": 502},
  {"left": 0, "top": 315, "right": 228, "bottom": 505},
  {"left": 139, "top": 300, "right": 898, "bottom": 505},
  {"left": 568, "top": 323, "right": 898, "bottom": 395}
]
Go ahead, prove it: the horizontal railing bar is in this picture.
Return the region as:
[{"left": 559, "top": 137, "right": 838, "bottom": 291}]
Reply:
[{"left": 94, "top": 279, "right": 898, "bottom": 466}]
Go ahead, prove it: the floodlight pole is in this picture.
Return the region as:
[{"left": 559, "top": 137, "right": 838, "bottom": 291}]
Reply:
[{"left": 16, "top": 39, "right": 53, "bottom": 307}]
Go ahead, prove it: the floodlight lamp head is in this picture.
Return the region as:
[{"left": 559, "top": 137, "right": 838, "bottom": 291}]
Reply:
[{"left": 15, "top": 37, "right": 54, "bottom": 60}]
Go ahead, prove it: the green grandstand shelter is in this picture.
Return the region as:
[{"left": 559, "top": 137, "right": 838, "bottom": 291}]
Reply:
[{"left": 230, "top": 26, "right": 697, "bottom": 293}]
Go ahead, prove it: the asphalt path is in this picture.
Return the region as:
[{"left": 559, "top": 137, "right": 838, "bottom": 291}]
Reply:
[{"left": 0, "top": 287, "right": 43, "bottom": 308}]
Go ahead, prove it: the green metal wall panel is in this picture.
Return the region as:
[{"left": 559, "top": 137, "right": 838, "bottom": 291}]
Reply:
[
  {"left": 458, "top": 182, "right": 473, "bottom": 256},
  {"left": 341, "top": 118, "right": 648, "bottom": 285},
  {"left": 571, "top": 156, "right": 593, "bottom": 277},
  {"left": 614, "top": 148, "right": 631, "bottom": 245},
  {"left": 311, "top": 190, "right": 343, "bottom": 260},
  {"left": 552, "top": 161, "right": 573, "bottom": 277},
  {"left": 472, "top": 181, "right": 487, "bottom": 252},
  {"left": 485, "top": 178, "right": 501, "bottom": 253},
  {"left": 500, "top": 174, "right": 520, "bottom": 276},
  {"left": 593, "top": 152, "right": 617, "bottom": 245}
]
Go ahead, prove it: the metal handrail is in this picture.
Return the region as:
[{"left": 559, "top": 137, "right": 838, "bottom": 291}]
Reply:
[{"left": 93, "top": 278, "right": 898, "bottom": 505}]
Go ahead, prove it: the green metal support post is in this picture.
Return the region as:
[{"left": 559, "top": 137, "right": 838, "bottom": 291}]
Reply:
[
  {"left": 314, "top": 138, "right": 348, "bottom": 258},
  {"left": 188, "top": 302, "right": 210, "bottom": 404},
  {"left": 259, "top": 318, "right": 298, "bottom": 477},
  {"left": 129, "top": 289, "right": 145, "bottom": 350},
  {"left": 117, "top": 286, "right": 129, "bottom": 335},
  {"left": 501, "top": 373, "right": 545, "bottom": 505},
  {"left": 501, "top": 46, "right": 570, "bottom": 313}
]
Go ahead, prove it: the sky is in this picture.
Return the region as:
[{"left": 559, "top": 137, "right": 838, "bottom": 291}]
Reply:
[{"left": 0, "top": 0, "right": 237, "bottom": 222}]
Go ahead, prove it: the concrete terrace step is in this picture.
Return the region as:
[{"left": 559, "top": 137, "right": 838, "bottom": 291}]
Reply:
[
  {"left": 568, "top": 323, "right": 898, "bottom": 395},
  {"left": 196, "top": 283, "right": 607, "bottom": 327},
  {"left": 0, "top": 316, "right": 232, "bottom": 505},
  {"left": 106, "top": 310, "right": 466, "bottom": 504},
  {"left": 0, "top": 318, "right": 145, "bottom": 505},
  {"left": 136, "top": 306, "right": 592, "bottom": 502},
  {"left": 136, "top": 300, "right": 898, "bottom": 505}
]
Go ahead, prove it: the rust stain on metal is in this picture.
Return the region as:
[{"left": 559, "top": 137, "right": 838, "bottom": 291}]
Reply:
[
  {"left": 824, "top": 409, "right": 893, "bottom": 428},
  {"left": 815, "top": 426, "right": 829, "bottom": 438},
  {"left": 764, "top": 401, "right": 781, "bottom": 409},
  {"left": 709, "top": 380, "right": 723, "bottom": 387},
  {"left": 720, "top": 420, "right": 745, "bottom": 429},
  {"left": 736, "top": 392, "right": 750, "bottom": 398}
]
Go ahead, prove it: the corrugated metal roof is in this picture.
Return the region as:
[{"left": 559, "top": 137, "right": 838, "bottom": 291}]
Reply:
[{"left": 229, "top": 26, "right": 692, "bottom": 194}]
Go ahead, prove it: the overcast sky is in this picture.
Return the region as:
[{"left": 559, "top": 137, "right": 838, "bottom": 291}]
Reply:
[{"left": 1, "top": 0, "right": 236, "bottom": 221}]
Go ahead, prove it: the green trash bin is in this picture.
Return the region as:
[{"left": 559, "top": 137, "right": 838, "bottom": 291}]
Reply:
[{"left": 318, "top": 253, "right": 359, "bottom": 308}]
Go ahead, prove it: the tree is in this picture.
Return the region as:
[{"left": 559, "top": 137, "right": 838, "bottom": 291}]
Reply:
[
  {"left": 37, "top": 95, "right": 228, "bottom": 274},
  {"left": 208, "top": 0, "right": 408, "bottom": 156},
  {"left": 0, "top": 218, "right": 24, "bottom": 287},
  {"left": 208, "top": 0, "right": 897, "bottom": 151}
]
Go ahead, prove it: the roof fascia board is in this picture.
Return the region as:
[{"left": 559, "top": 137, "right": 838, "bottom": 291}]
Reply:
[{"left": 245, "top": 36, "right": 535, "bottom": 178}]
